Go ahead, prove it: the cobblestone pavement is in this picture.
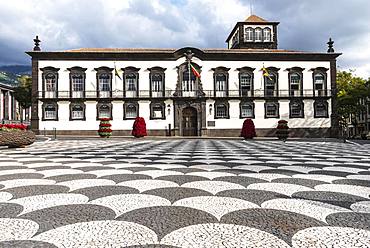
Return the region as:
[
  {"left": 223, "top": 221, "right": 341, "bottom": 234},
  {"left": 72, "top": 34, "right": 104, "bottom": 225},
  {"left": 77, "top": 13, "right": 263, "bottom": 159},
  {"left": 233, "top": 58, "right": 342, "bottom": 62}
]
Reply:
[{"left": 0, "top": 139, "right": 370, "bottom": 247}]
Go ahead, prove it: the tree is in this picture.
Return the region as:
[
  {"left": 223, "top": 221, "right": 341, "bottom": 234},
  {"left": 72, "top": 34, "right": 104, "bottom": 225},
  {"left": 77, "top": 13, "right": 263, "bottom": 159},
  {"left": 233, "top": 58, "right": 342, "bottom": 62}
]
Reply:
[
  {"left": 336, "top": 71, "right": 368, "bottom": 135},
  {"left": 13, "top": 75, "right": 32, "bottom": 122}
]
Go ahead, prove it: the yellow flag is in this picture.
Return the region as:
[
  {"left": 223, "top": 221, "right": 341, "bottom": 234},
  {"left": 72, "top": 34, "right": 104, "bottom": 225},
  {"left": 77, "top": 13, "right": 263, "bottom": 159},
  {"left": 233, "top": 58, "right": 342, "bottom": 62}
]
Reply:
[
  {"left": 114, "top": 63, "right": 122, "bottom": 80},
  {"left": 262, "top": 66, "right": 272, "bottom": 80}
]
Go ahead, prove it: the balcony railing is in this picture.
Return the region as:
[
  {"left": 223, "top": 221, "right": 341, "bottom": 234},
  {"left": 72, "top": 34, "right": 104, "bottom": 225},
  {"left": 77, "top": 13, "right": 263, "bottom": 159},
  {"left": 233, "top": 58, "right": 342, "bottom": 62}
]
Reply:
[{"left": 38, "top": 89, "right": 332, "bottom": 99}]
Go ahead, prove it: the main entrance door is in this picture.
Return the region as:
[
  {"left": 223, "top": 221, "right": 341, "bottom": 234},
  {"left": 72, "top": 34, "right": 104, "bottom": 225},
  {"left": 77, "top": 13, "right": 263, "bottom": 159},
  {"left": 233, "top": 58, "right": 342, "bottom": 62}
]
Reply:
[{"left": 182, "top": 107, "right": 197, "bottom": 136}]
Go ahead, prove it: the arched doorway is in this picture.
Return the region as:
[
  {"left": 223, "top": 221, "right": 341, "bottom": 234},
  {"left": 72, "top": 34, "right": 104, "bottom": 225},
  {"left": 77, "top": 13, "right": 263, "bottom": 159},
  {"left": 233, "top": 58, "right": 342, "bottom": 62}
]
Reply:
[{"left": 182, "top": 107, "right": 197, "bottom": 136}]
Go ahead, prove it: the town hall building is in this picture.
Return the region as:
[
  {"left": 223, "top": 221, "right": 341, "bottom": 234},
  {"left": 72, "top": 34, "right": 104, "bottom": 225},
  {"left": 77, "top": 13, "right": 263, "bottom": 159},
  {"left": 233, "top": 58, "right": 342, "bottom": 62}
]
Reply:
[{"left": 27, "top": 15, "right": 341, "bottom": 137}]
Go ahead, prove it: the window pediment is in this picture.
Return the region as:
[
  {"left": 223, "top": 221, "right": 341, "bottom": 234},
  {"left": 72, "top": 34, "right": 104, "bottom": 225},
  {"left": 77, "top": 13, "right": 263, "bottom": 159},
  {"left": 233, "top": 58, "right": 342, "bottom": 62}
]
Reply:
[
  {"left": 94, "top": 66, "right": 113, "bottom": 72},
  {"left": 122, "top": 66, "right": 140, "bottom": 72},
  {"left": 67, "top": 66, "right": 87, "bottom": 72},
  {"left": 40, "top": 66, "right": 60, "bottom": 72}
]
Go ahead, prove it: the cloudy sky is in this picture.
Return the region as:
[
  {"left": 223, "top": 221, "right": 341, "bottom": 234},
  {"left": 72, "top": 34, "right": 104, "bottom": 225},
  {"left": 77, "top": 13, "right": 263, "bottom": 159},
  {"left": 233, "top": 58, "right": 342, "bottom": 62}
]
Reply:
[{"left": 0, "top": 0, "right": 369, "bottom": 78}]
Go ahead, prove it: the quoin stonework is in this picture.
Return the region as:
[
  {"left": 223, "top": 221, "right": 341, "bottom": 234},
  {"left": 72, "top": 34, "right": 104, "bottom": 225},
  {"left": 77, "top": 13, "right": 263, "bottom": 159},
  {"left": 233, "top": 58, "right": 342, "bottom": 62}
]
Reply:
[{"left": 26, "top": 15, "right": 341, "bottom": 137}]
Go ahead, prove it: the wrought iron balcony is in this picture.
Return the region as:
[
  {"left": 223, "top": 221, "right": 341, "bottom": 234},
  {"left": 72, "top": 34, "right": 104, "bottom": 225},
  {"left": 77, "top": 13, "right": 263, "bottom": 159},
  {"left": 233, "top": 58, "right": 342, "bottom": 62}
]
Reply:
[{"left": 37, "top": 89, "right": 332, "bottom": 100}]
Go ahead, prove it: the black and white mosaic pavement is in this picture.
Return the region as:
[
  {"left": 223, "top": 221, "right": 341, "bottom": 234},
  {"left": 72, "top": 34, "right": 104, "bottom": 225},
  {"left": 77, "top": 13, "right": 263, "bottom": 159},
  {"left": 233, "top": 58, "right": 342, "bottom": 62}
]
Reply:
[{"left": 0, "top": 139, "right": 370, "bottom": 247}]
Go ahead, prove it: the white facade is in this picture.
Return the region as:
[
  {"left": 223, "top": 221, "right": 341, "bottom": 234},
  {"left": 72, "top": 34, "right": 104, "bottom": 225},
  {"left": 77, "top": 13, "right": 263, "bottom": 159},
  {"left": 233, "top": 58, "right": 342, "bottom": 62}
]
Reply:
[{"left": 28, "top": 15, "right": 340, "bottom": 137}]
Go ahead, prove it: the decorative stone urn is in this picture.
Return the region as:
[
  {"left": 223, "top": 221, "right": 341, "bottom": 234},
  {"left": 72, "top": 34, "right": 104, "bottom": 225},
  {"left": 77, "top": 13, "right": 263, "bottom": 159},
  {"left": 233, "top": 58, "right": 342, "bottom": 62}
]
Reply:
[{"left": 276, "top": 120, "right": 289, "bottom": 141}]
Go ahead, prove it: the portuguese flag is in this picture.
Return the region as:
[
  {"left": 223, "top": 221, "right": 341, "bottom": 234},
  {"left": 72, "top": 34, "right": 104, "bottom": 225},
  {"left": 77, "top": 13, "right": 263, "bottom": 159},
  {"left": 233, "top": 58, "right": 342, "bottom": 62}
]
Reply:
[{"left": 190, "top": 63, "right": 201, "bottom": 78}]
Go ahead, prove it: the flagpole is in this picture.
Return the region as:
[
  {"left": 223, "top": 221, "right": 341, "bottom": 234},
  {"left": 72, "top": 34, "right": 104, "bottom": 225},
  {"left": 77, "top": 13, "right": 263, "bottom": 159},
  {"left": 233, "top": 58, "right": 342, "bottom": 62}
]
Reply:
[{"left": 188, "top": 58, "right": 191, "bottom": 92}]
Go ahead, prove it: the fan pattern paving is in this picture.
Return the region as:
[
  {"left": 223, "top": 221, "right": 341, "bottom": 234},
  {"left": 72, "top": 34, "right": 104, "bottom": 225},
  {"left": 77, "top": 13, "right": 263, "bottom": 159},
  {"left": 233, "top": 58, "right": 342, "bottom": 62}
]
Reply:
[{"left": 0, "top": 139, "right": 370, "bottom": 247}]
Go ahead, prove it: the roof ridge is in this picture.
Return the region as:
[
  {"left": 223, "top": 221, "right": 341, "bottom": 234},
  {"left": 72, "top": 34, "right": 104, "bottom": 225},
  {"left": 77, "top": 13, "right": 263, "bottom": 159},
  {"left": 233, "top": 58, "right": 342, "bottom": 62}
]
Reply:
[{"left": 245, "top": 14, "right": 268, "bottom": 22}]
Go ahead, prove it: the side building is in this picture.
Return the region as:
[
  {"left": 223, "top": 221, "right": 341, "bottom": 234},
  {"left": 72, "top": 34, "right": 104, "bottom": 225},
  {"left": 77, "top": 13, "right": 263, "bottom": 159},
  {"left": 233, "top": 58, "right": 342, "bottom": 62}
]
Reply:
[
  {"left": 0, "top": 82, "right": 29, "bottom": 123},
  {"left": 26, "top": 15, "right": 341, "bottom": 137}
]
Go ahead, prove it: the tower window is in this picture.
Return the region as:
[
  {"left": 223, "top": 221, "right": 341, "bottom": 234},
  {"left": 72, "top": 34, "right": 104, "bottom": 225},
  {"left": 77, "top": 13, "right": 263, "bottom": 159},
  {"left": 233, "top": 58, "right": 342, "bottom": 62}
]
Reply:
[
  {"left": 263, "top": 28, "right": 271, "bottom": 42},
  {"left": 255, "top": 28, "right": 262, "bottom": 42},
  {"left": 245, "top": 27, "right": 254, "bottom": 42}
]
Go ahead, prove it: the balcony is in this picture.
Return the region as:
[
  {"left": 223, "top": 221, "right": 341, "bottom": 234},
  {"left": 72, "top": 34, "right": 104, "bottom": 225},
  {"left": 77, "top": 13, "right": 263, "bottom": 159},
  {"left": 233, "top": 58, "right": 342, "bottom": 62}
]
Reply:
[{"left": 37, "top": 89, "right": 332, "bottom": 100}]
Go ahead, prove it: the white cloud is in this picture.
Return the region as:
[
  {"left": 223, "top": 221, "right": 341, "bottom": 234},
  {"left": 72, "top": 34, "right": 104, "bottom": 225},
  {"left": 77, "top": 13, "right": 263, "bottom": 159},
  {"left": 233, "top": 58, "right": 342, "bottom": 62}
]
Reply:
[{"left": 0, "top": 0, "right": 369, "bottom": 79}]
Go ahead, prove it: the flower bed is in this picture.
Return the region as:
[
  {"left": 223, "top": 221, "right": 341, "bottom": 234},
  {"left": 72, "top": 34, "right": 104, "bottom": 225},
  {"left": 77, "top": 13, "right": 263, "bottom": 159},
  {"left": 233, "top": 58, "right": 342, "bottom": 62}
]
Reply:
[
  {"left": 0, "top": 124, "right": 35, "bottom": 148},
  {"left": 132, "top": 117, "right": 147, "bottom": 138},
  {"left": 240, "top": 118, "right": 256, "bottom": 139},
  {"left": 98, "top": 118, "right": 112, "bottom": 137}
]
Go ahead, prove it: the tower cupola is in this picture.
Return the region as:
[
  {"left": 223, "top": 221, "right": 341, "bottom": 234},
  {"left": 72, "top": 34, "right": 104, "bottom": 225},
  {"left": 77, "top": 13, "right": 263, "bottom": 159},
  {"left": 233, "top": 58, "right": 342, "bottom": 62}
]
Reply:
[{"left": 226, "top": 15, "right": 279, "bottom": 49}]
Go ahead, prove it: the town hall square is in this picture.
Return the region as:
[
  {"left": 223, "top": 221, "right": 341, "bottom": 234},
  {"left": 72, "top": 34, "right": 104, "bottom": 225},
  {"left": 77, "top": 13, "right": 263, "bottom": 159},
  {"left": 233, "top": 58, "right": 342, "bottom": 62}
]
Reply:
[{"left": 1, "top": 0, "right": 370, "bottom": 247}]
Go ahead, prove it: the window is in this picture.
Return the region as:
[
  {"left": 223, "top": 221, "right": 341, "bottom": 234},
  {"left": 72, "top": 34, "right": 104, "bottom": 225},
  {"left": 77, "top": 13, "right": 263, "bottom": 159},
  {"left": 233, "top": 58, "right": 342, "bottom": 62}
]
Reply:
[
  {"left": 150, "top": 102, "right": 165, "bottom": 119},
  {"left": 124, "top": 102, "right": 138, "bottom": 119},
  {"left": 240, "top": 102, "right": 254, "bottom": 118},
  {"left": 255, "top": 28, "right": 262, "bottom": 42},
  {"left": 151, "top": 74, "right": 163, "bottom": 92},
  {"left": 215, "top": 102, "right": 229, "bottom": 119},
  {"left": 43, "top": 103, "right": 57, "bottom": 120},
  {"left": 68, "top": 67, "right": 86, "bottom": 98},
  {"left": 98, "top": 104, "right": 111, "bottom": 119},
  {"left": 314, "top": 73, "right": 325, "bottom": 94},
  {"left": 265, "top": 102, "right": 279, "bottom": 118},
  {"left": 126, "top": 74, "right": 137, "bottom": 91},
  {"left": 290, "top": 73, "right": 302, "bottom": 96},
  {"left": 98, "top": 73, "right": 111, "bottom": 92},
  {"left": 240, "top": 73, "right": 253, "bottom": 96},
  {"left": 263, "top": 28, "right": 271, "bottom": 42},
  {"left": 41, "top": 67, "right": 59, "bottom": 98},
  {"left": 45, "top": 73, "right": 56, "bottom": 92},
  {"left": 123, "top": 67, "right": 140, "bottom": 97},
  {"left": 265, "top": 72, "right": 278, "bottom": 97},
  {"left": 290, "top": 101, "right": 304, "bottom": 118},
  {"left": 149, "top": 67, "right": 166, "bottom": 97},
  {"left": 215, "top": 74, "right": 227, "bottom": 91},
  {"left": 312, "top": 69, "right": 328, "bottom": 97},
  {"left": 70, "top": 103, "right": 85, "bottom": 120},
  {"left": 314, "top": 101, "right": 328, "bottom": 118},
  {"left": 182, "top": 69, "right": 195, "bottom": 92},
  {"left": 245, "top": 27, "right": 254, "bottom": 42}
]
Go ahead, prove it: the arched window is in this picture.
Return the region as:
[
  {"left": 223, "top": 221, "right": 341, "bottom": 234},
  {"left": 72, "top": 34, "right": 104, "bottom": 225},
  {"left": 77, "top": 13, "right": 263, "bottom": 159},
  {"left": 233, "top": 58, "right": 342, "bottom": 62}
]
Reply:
[
  {"left": 245, "top": 27, "right": 254, "bottom": 42},
  {"left": 71, "top": 74, "right": 84, "bottom": 98},
  {"left": 124, "top": 102, "right": 138, "bottom": 119},
  {"left": 41, "top": 67, "right": 59, "bottom": 99},
  {"left": 44, "top": 103, "right": 57, "bottom": 120},
  {"left": 182, "top": 69, "right": 196, "bottom": 92},
  {"left": 215, "top": 103, "right": 228, "bottom": 119},
  {"left": 240, "top": 102, "right": 254, "bottom": 118},
  {"left": 215, "top": 73, "right": 227, "bottom": 98},
  {"left": 68, "top": 67, "right": 87, "bottom": 98},
  {"left": 290, "top": 101, "right": 304, "bottom": 118},
  {"left": 263, "top": 28, "right": 271, "bottom": 42},
  {"left": 314, "top": 73, "right": 325, "bottom": 96},
  {"left": 265, "top": 72, "right": 278, "bottom": 97},
  {"left": 150, "top": 102, "right": 165, "bottom": 119},
  {"left": 126, "top": 73, "right": 137, "bottom": 91},
  {"left": 71, "top": 104, "right": 85, "bottom": 120},
  {"left": 45, "top": 73, "right": 56, "bottom": 92},
  {"left": 240, "top": 73, "right": 253, "bottom": 96},
  {"left": 98, "top": 104, "right": 111, "bottom": 119},
  {"left": 290, "top": 73, "right": 302, "bottom": 96},
  {"left": 314, "top": 100, "right": 328, "bottom": 118},
  {"left": 98, "top": 73, "right": 111, "bottom": 92},
  {"left": 265, "top": 102, "right": 279, "bottom": 118},
  {"left": 255, "top": 28, "right": 263, "bottom": 42},
  {"left": 151, "top": 74, "right": 163, "bottom": 92}
]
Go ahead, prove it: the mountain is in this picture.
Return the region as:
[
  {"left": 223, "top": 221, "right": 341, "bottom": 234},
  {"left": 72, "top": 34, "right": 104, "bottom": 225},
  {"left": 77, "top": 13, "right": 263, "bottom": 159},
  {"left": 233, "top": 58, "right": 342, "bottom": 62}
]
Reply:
[{"left": 0, "top": 65, "right": 31, "bottom": 87}]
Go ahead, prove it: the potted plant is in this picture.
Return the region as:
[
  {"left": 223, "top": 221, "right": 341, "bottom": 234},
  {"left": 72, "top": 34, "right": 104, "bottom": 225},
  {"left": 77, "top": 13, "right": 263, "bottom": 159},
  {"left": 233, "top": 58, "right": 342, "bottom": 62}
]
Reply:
[
  {"left": 240, "top": 118, "right": 256, "bottom": 139},
  {"left": 132, "top": 117, "right": 147, "bottom": 138},
  {"left": 0, "top": 123, "right": 35, "bottom": 148},
  {"left": 276, "top": 120, "right": 289, "bottom": 141},
  {"left": 98, "top": 118, "right": 112, "bottom": 138}
]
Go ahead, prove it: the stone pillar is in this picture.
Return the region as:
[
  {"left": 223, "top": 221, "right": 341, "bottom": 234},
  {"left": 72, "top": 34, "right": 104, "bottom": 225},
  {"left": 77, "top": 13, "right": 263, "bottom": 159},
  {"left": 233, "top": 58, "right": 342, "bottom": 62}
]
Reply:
[
  {"left": 31, "top": 58, "right": 39, "bottom": 133},
  {"left": 330, "top": 59, "right": 339, "bottom": 138}
]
